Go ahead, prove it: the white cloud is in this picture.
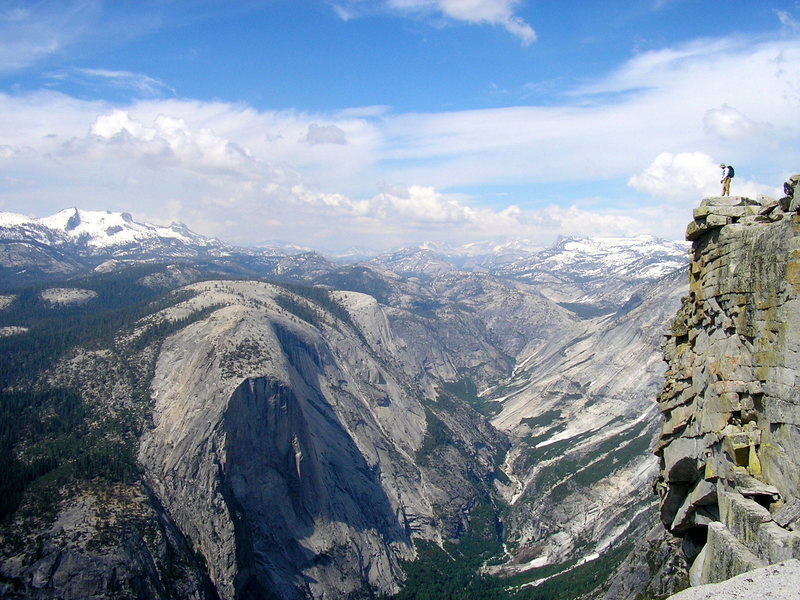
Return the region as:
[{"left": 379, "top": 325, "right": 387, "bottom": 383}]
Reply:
[
  {"left": 525, "top": 204, "right": 645, "bottom": 238},
  {"left": 329, "top": 0, "right": 536, "bottom": 44},
  {"left": 436, "top": 0, "right": 536, "bottom": 44},
  {"left": 370, "top": 184, "right": 477, "bottom": 222},
  {"left": 629, "top": 151, "right": 780, "bottom": 205},
  {"left": 628, "top": 152, "right": 721, "bottom": 200},
  {"left": 79, "top": 110, "right": 255, "bottom": 174},
  {"left": 1, "top": 31, "right": 799, "bottom": 250}
]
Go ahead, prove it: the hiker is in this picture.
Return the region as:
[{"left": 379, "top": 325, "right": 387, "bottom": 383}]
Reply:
[{"left": 720, "top": 163, "right": 735, "bottom": 196}]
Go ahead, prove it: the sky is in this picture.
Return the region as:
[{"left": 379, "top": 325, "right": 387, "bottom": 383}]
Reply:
[{"left": 0, "top": 0, "right": 799, "bottom": 254}]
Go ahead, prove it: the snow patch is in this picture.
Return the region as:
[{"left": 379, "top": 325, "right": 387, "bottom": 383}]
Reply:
[{"left": 0, "top": 326, "right": 28, "bottom": 337}]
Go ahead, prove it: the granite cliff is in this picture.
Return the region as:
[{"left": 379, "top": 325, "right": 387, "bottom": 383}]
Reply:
[
  {"left": 138, "top": 280, "right": 509, "bottom": 599},
  {"left": 657, "top": 175, "right": 800, "bottom": 590}
]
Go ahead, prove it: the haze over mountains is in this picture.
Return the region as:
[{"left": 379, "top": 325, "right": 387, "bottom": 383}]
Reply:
[
  {"left": 0, "top": 207, "right": 687, "bottom": 296},
  {"left": 0, "top": 207, "right": 691, "bottom": 599}
]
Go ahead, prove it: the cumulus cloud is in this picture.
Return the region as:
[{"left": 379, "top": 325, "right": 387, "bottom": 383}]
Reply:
[
  {"left": 288, "top": 182, "right": 492, "bottom": 225},
  {"left": 703, "top": 104, "right": 772, "bottom": 140},
  {"left": 526, "top": 204, "right": 645, "bottom": 238},
  {"left": 629, "top": 151, "right": 780, "bottom": 205},
  {"left": 77, "top": 110, "right": 254, "bottom": 174},
  {"left": 628, "top": 152, "right": 721, "bottom": 200},
  {"left": 371, "top": 185, "right": 476, "bottom": 222},
  {"left": 329, "top": 0, "right": 536, "bottom": 44}
]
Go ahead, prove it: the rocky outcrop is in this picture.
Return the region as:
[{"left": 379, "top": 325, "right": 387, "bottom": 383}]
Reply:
[
  {"left": 656, "top": 176, "right": 800, "bottom": 587},
  {"left": 667, "top": 559, "right": 800, "bottom": 600},
  {"left": 0, "top": 482, "right": 215, "bottom": 600}
]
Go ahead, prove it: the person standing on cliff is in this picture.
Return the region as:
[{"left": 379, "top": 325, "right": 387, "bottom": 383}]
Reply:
[{"left": 720, "top": 163, "right": 734, "bottom": 196}]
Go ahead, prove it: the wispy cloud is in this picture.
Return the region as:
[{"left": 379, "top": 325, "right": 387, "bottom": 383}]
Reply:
[
  {"left": 776, "top": 9, "right": 800, "bottom": 32},
  {"left": 0, "top": 1, "right": 102, "bottom": 73},
  {"left": 0, "top": 1, "right": 166, "bottom": 76},
  {"left": 46, "top": 67, "right": 176, "bottom": 98},
  {"left": 328, "top": 0, "right": 536, "bottom": 45}
]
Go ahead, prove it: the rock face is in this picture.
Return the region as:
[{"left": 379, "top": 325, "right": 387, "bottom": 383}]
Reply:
[
  {"left": 138, "top": 281, "right": 507, "bottom": 599},
  {"left": 656, "top": 179, "right": 800, "bottom": 587}
]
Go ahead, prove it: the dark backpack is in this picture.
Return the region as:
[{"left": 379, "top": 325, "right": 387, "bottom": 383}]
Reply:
[{"left": 728, "top": 166, "right": 735, "bottom": 178}]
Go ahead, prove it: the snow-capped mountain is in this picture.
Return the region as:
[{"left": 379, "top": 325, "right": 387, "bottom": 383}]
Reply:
[
  {"left": 429, "top": 238, "right": 542, "bottom": 266},
  {"left": 369, "top": 247, "right": 458, "bottom": 277},
  {"left": 368, "top": 239, "right": 543, "bottom": 276},
  {"left": 253, "top": 240, "right": 314, "bottom": 256},
  {"left": 329, "top": 246, "right": 383, "bottom": 264},
  {"left": 503, "top": 235, "right": 688, "bottom": 281},
  {"left": 498, "top": 235, "right": 689, "bottom": 311},
  {"left": 366, "top": 235, "right": 688, "bottom": 315},
  {"left": 1, "top": 208, "right": 229, "bottom": 256},
  {"left": 1, "top": 208, "right": 689, "bottom": 314},
  {"left": 0, "top": 208, "right": 335, "bottom": 288}
]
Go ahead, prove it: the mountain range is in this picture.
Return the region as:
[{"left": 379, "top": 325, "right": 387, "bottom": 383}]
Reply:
[
  {"left": 0, "top": 207, "right": 687, "bottom": 297},
  {"left": 0, "top": 208, "right": 690, "bottom": 600}
]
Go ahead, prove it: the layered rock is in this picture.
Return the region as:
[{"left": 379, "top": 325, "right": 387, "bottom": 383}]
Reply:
[{"left": 656, "top": 177, "right": 800, "bottom": 586}]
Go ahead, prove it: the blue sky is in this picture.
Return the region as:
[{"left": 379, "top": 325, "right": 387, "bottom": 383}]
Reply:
[{"left": 1, "top": 0, "right": 799, "bottom": 252}]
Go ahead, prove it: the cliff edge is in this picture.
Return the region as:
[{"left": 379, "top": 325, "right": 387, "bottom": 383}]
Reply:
[{"left": 657, "top": 175, "right": 800, "bottom": 588}]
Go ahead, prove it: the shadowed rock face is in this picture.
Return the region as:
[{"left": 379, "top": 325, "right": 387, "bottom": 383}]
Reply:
[{"left": 222, "top": 376, "right": 410, "bottom": 599}]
